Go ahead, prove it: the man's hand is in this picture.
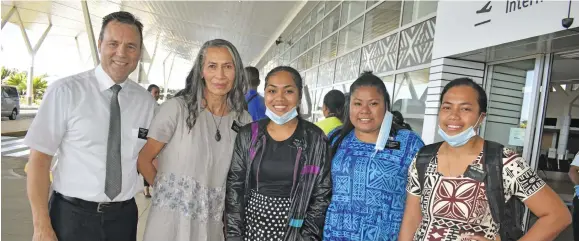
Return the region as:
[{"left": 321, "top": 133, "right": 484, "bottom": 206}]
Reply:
[{"left": 32, "top": 225, "right": 58, "bottom": 241}]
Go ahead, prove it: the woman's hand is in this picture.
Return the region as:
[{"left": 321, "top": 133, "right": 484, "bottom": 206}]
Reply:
[{"left": 462, "top": 235, "right": 500, "bottom": 241}]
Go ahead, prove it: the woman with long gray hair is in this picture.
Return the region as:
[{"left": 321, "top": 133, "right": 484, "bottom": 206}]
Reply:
[{"left": 137, "top": 39, "right": 253, "bottom": 240}]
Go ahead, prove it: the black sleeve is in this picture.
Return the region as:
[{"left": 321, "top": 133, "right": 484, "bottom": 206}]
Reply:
[
  {"left": 301, "top": 135, "right": 332, "bottom": 240},
  {"left": 225, "top": 128, "right": 250, "bottom": 240}
]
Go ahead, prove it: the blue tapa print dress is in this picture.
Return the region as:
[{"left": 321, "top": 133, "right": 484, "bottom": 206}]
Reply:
[{"left": 323, "top": 129, "right": 424, "bottom": 241}]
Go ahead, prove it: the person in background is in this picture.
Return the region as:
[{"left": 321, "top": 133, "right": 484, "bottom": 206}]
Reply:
[
  {"left": 147, "top": 84, "right": 160, "bottom": 102},
  {"left": 137, "top": 39, "right": 252, "bottom": 241},
  {"left": 226, "top": 66, "right": 332, "bottom": 241},
  {"left": 140, "top": 84, "right": 161, "bottom": 198},
  {"left": 245, "top": 66, "right": 267, "bottom": 121},
  {"left": 399, "top": 77, "right": 570, "bottom": 241},
  {"left": 568, "top": 152, "right": 579, "bottom": 240},
  {"left": 391, "top": 110, "right": 412, "bottom": 131},
  {"left": 25, "top": 11, "right": 156, "bottom": 241},
  {"left": 323, "top": 72, "right": 424, "bottom": 240},
  {"left": 315, "top": 89, "right": 345, "bottom": 135}
]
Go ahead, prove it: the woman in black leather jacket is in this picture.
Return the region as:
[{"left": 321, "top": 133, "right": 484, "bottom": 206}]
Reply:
[{"left": 225, "top": 66, "right": 332, "bottom": 241}]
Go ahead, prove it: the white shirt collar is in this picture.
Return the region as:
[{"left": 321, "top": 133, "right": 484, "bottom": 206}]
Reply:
[{"left": 94, "top": 64, "right": 129, "bottom": 92}]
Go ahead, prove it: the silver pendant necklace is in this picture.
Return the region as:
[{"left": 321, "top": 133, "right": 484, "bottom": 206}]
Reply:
[{"left": 208, "top": 101, "right": 225, "bottom": 142}]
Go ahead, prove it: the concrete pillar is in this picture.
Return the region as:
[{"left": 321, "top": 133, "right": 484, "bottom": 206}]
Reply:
[{"left": 27, "top": 56, "right": 34, "bottom": 104}]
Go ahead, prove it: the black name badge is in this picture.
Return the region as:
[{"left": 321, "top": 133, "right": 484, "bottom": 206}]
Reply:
[
  {"left": 231, "top": 121, "right": 241, "bottom": 133},
  {"left": 386, "top": 140, "right": 401, "bottom": 150},
  {"left": 138, "top": 128, "right": 149, "bottom": 140},
  {"left": 464, "top": 165, "right": 486, "bottom": 182}
]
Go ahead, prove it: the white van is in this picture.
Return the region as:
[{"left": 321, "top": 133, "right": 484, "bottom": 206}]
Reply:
[{"left": 1, "top": 85, "right": 20, "bottom": 120}]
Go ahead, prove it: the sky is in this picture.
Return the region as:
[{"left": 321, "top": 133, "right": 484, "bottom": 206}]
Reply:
[{"left": 1, "top": 22, "right": 188, "bottom": 90}]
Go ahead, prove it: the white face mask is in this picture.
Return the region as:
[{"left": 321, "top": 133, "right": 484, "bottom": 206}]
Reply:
[
  {"left": 266, "top": 107, "right": 298, "bottom": 125},
  {"left": 438, "top": 115, "right": 482, "bottom": 147},
  {"left": 371, "top": 111, "right": 393, "bottom": 158}
]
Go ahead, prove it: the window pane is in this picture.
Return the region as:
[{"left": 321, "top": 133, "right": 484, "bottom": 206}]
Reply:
[
  {"left": 338, "top": 17, "right": 364, "bottom": 55},
  {"left": 302, "top": 14, "right": 313, "bottom": 33},
  {"left": 298, "top": 55, "right": 306, "bottom": 71},
  {"left": 290, "top": 60, "right": 298, "bottom": 70},
  {"left": 320, "top": 33, "right": 338, "bottom": 63},
  {"left": 325, "top": 1, "right": 340, "bottom": 14},
  {"left": 392, "top": 68, "right": 429, "bottom": 135},
  {"left": 382, "top": 75, "right": 395, "bottom": 97},
  {"left": 322, "top": 6, "right": 341, "bottom": 39},
  {"left": 301, "top": 32, "right": 310, "bottom": 53},
  {"left": 401, "top": 0, "right": 438, "bottom": 26},
  {"left": 315, "top": 3, "right": 325, "bottom": 23},
  {"left": 367, "top": 0, "right": 380, "bottom": 9},
  {"left": 312, "top": 44, "right": 321, "bottom": 65},
  {"left": 306, "top": 67, "right": 319, "bottom": 87},
  {"left": 311, "top": 23, "right": 323, "bottom": 45},
  {"left": 291, "top": 41, "right": 300, "bottom": 60},
  {"left": 281, "top": 51, "right": 291, "bottom": 65},
  {"left": 363, "top": 1, "right": 402, "bottom": 43},
  {"left": 317, "top": 60, "right": 336, "bottom": 87},
  {"left": 341, "top": 1, "right": 366, "bottom": 27}
]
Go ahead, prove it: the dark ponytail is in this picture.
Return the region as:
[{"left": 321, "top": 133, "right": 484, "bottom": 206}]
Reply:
[{"left": 391, "top": 110, "right": 412, "bottom": 131}]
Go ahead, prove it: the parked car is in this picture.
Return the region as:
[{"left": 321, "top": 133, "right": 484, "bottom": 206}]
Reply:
[{"left": 1, "top": 85, "right": 20, "bottom": 120}]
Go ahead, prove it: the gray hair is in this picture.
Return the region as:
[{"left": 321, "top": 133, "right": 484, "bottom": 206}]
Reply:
[{"left": 176, "top": 39, "right": 247, "bottom": 131}]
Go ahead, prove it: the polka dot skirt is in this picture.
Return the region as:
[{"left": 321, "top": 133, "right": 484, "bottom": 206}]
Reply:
[{"left": 245, "top": 189, "right": 290, "bottom": 240}]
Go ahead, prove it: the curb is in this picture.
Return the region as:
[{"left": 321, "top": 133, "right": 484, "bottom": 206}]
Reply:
[
  {"left": 1, "top": 131, "right": 27, "bottom": 137},
  {"left": 9, "top": 168, "right": 26, "bottom": 179}
]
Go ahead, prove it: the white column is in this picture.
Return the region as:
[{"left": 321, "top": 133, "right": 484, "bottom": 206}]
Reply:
[
  {"left": 15, "top": 8, "right": 51, "bottom": 105},
  {"left": 421, "top": 57, "right": 486, "bottom": 144}
]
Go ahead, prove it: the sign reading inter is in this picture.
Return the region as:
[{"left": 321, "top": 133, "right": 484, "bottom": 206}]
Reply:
[
  {"left": 433, "top": 0, "right": 578, "bottom": 59},
  {"left": 506, "top": 0, "right": 544, "bottom": 13},
  {"left": 475, "top": 0, "right": 545, "bottom": 27}
]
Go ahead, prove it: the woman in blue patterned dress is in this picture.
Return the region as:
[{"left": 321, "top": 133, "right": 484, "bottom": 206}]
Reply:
[{"left": 323, "top": 72, "right": 425, "bottom": 240}]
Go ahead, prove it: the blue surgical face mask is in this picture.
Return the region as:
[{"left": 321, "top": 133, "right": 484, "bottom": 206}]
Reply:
[
  {"left": 437, "top": 116, "right": 482, "bottom": 147},
  {"left": 266, "top": 107, "right": 298, "bottom": 125}
]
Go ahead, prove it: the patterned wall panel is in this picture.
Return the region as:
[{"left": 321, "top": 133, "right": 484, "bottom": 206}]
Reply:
[
  {"left": 360, "top": 34, "right": 398, "bottom": 74},
  {"left": 397, "top": 18, "right": 436, "bottom": 69},
  {"left": 334, "top": 49, "right": 361, "bottom": 83},
  {"left": 316, "top": 60, "right": 336, "bottom": 88},
  {"left": 304, "top": 67, "right": 319, "bottom": 87}
]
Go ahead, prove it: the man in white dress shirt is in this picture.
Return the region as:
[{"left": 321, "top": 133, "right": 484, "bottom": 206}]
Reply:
[{"left": 25, "top": 11, "right": 156, "bottom": 241}]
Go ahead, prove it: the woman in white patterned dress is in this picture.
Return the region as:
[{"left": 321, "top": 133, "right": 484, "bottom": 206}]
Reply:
[
  {"left": 137, "top": 39, "right": 252, "bottom": 240},
  {"left": 398, "top": 78, "right": 571, "bottom": 241}
]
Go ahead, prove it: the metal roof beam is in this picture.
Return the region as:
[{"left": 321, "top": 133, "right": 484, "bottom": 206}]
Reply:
[
  {"left": 1, "top": 6, "right": 16, "bottom": 29},
  {"left": 81, "top": 0, "right": 100, "bottom": 67}
]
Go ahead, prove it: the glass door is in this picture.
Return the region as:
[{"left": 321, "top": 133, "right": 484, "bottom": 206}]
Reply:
[{"left": 482, "top": 56, "right": 545, "bottom": 163}]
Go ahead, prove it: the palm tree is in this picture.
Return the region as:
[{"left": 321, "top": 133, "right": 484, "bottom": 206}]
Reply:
[
  {"left": 33, "top": 74, "right": 48, "bottom": 100},
  {"left": 3, "top": 71, "right": 49, "bottom": 101},
  {"left": 3, "top": 71, "right": 27, "bottom": 94},
  {"left": 1, "top": 66, "right": 17, "bottom": 81}
]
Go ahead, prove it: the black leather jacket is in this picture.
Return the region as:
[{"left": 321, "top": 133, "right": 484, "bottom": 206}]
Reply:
[{"left": 225, "top": 118, "right": 332, "bottom": 241}]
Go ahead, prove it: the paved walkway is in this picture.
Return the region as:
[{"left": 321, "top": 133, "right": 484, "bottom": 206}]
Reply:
[{"left": 1, "top": 156, "right": 152, "bottom": 241}]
